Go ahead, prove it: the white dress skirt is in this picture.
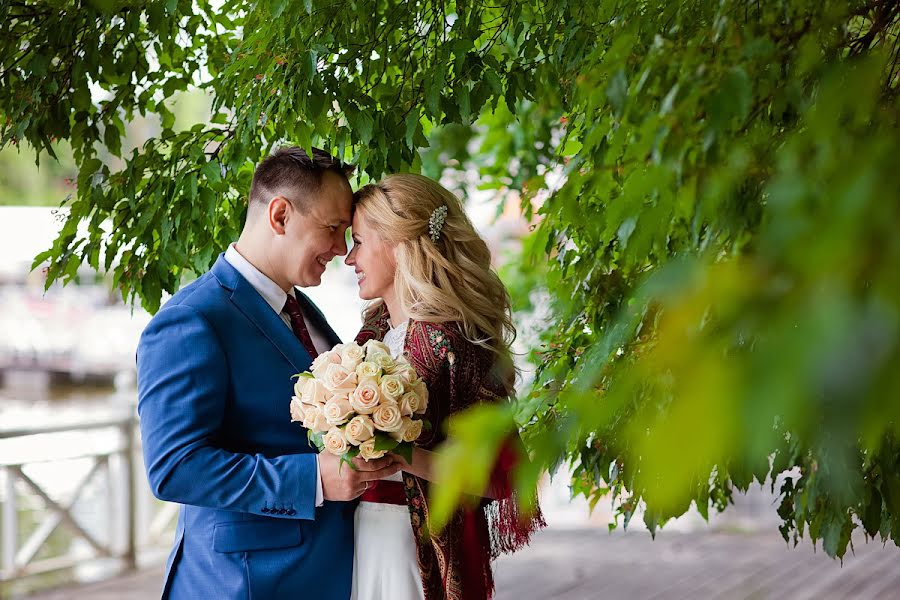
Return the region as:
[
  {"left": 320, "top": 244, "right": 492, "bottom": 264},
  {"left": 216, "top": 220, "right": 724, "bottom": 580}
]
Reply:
[{"left": 350, "top": 321, "right": 425, "bottom": 600}]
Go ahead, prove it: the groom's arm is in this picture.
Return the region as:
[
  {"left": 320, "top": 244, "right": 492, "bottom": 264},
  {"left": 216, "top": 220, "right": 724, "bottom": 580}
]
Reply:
[{"left": 137, "top": 303, "right": 318, "bottom": 519}]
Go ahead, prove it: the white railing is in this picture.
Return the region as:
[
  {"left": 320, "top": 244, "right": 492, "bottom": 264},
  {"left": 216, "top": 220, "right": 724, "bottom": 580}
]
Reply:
[{"left": 0, "top": 414, "right": 177, "bottom": 590}]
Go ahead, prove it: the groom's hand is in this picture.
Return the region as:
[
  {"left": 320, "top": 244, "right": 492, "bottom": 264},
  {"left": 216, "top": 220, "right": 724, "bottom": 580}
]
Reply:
[{"left": 318, "top": 452, "right": 402, "bottom": 501}]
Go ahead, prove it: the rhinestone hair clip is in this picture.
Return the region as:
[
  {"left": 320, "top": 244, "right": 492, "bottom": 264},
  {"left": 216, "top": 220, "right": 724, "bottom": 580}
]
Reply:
[{"left": 428, "top": 205, "right": 448, "bottom": 242}]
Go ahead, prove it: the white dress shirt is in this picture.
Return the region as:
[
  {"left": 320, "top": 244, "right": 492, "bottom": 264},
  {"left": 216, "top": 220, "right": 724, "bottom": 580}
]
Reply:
[{"left": 224, "top": 244, "right": 326, "bottom": 507}]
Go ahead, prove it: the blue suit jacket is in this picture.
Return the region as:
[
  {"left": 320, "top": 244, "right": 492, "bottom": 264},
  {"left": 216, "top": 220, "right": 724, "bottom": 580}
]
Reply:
[{"left": 137, "top": 255, "right": 353, "bottom": 599}]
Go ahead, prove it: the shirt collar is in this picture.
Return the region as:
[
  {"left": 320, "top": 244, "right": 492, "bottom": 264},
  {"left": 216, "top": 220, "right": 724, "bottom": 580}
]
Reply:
[{"left": 223, "top": 244, "right": 294, "bottom": 315}]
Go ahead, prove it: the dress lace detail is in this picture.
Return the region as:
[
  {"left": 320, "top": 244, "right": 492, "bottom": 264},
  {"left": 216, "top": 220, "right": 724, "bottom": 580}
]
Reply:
[{"left": 383, "top": 320, "right": 408, "bottom": 360}]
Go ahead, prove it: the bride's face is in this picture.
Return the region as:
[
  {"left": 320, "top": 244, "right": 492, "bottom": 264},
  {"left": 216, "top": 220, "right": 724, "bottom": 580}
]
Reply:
[{"left": 345, "top": 209, "right": 397, "bottom": 300}]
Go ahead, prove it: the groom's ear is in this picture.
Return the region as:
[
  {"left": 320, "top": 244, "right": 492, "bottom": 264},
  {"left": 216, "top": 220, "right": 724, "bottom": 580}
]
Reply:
[{"left": 268, "top": 195, "right": 291, "bottom": 235}]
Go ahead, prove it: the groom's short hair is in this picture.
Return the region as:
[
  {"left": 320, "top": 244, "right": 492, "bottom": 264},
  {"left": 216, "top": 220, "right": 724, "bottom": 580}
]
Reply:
[{"left": 249, "top": 146, "right": 354, "bottom": 214}]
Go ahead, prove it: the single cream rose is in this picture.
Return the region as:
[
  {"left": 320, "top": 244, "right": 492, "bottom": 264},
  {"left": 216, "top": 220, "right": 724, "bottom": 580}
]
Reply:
[
  {"left": 394, "top": 363, "right": 418, "bottom": 384},
  {"left": 399, "top": 391, "right": 420, "bottom": 417},
  {"left": 359, "top": 438, "right": 388, "bottom": 461},
  {"left": 328, "top": 390, "right": 351, "bottom": 406},
  {"left": 372, "top": 401, "right": 403, "bottom": 432},
  {"left": 355, "top": 360, "right": 381, "bottom": 380},
  {"left": 323, "top": 427, "right": 349, "bottom": 455},
  {"left": 412, "top": 380, "right": 429, "bottom": 414},
  {"left": 402, "top": 418, "right": 424, "bottom": 443},
  {"left": 309, "top": 352, "right": 331, "bottom": 373},
  {"left": 389, "top": 416, "right": 424, "bottom": 442},
  {"left": 344, "top": 415, "right": 375, "bottom": 445},
  {"left": 311, "top": 350, "right": 342, "bottom": 380},
  {"left": 363, "top": 339, "right": 391, "bottom": 360},
  {"left": 340, "top": 342, "right": 366, "bottom": 370},
  {"left": 293, "top": 377, "right": 310, "bottom": 398},
  {"left": 290, "top": 397, "right": 306, "bottom": 422},
  {"left": 301, "top": 379, "right": 330, "bottom": 406},
  {"left": 350, "top": 378, "right": 381, "bottom": 414},
  {"left": 380, "top": 374, "right": 405, "bottom": 402},
  {"left": 369, "top": 351, "right": 396, "bottom": 373},
  {"left": 323, "top": 397, "right": 354, "bottom": 426},
  {"left": 388, "top": 416, "right": 409, "bottom": 441},
  {"left": 322, "top": 363, "right": 358, "bottom": 395},
  {"left": 384, "top": 354, "right": 408, "bottom": 375},
  {"left": 313, "top": 410, "right": 331, "bottom": 432},
  {"left": 302, "top": 406, "right": 330, "bottom": 433}
]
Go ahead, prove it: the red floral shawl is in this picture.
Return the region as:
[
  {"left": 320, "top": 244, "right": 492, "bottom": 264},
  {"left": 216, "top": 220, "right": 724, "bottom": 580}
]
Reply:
[{"left": 355, "top": 304, "right": 545, "bottom": 600}]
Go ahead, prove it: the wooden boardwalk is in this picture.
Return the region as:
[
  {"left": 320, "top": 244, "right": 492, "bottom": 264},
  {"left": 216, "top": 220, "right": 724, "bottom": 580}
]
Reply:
[{"left": 21, "top": 526, "right": 900, "bottom": 599}]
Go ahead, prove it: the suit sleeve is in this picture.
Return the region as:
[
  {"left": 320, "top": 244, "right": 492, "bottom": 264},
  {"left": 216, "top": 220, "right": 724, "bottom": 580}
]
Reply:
[{"left": 137, "top": 303, "right": 318, "bottom": 519}]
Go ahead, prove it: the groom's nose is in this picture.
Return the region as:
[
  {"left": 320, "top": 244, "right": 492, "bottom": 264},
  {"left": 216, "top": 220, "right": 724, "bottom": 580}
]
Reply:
[{"left": 333, "top": 232, "right": 348, "bottom": 256}]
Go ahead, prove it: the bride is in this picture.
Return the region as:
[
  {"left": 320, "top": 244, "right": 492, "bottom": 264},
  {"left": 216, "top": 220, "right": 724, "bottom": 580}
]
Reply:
[{"left": 344, "top": 174, "right": 544, "bottom": 600}]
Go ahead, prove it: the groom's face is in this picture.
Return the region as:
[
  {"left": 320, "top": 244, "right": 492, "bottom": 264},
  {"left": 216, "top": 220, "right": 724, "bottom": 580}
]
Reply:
[{"left": 277, "top": 171, "right": 353, "bottom": 288}]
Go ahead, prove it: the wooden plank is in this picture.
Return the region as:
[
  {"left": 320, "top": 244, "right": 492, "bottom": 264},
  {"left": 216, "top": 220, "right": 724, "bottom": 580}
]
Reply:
[{"left": 20, "top": 527, "right": 900, "bottom": 599}]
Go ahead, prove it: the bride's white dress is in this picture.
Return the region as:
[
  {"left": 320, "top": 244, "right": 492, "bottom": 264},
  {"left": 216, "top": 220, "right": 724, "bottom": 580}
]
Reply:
[{"left": 350, "top": 320, "right": 425, "bottom": 600}]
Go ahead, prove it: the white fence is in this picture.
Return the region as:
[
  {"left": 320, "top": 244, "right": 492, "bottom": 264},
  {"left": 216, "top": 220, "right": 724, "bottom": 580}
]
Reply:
[{"left": 0, "top": 415, "right": 177, "bottom": 592}]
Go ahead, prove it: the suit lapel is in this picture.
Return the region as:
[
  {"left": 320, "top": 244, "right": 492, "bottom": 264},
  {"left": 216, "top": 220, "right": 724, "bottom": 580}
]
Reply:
[{"left": 212, "top": 255, "right": 312, "bottom": 373}]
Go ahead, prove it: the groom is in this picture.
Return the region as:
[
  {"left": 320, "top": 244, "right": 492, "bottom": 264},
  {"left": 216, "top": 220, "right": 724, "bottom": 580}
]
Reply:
[{"left": 137, "top": 147, "right": 400, "bottom": 599}]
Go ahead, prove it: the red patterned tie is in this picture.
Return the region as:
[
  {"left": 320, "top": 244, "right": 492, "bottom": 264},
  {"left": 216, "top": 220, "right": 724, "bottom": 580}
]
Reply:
[{"left": 283, "top": 294, "right": 319, "bottom": 359}]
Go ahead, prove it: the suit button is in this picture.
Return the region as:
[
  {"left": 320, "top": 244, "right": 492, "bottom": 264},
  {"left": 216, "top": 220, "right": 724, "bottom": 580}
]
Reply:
[
  {"left": 287, "top": 509, "right": 297, "bottom": 516},
  {"left": 279, "top": 508, "right": 288, "bottom": 515},
  {"left": 261, "top": 507, "right": 270, "bottom": 514}
]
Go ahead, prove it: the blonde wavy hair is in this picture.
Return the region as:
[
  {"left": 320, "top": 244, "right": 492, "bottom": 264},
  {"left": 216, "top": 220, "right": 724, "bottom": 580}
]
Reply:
[{"left": 354, "top": 173, "right": 516, "bottom": 364}]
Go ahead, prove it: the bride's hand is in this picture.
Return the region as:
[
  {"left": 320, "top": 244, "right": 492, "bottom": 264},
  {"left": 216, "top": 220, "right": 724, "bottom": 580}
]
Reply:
[
  {"left": 391, "top": 442, "right": 514, "bottom": 500},
  {"left": 390, "top": 446, "right": 434, "bottom": 481}
]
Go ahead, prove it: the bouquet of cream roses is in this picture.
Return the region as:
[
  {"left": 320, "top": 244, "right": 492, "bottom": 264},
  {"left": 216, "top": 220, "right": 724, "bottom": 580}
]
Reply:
[{"left": 290, "top": 339, "right": 429, "bottom": 464}]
